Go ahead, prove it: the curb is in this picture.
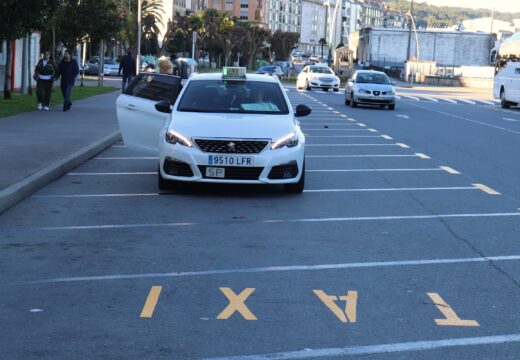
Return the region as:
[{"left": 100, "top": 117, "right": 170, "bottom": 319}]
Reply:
[{"left": 0, "top": 130, "right": 121, "bottom": 214}]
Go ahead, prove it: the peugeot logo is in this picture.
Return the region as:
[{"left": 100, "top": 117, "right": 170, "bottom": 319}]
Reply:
[
  {"left": 227, "top": 142, "right": 236, "bottom": 152},
  {"left": 374, "top": 91, "right": 380, "bottom": 96}
]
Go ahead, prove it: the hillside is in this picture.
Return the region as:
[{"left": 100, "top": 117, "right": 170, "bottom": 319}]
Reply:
[{"left": 386, "top": 0, "right": 520, "bottom": 29}]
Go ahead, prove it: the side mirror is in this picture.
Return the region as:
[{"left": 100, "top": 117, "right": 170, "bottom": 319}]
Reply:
[
  {"left": 155, "top": 100, "right": 171, "bottom": 113},
  {"left": 348, "top": 78, "right": 355, "bottom": 84},
  {"left": 295, "top": 104, "right": 312, "bottom": 117}
]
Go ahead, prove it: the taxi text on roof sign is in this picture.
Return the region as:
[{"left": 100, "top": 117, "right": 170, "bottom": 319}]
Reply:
[{"left": 222, "top": 67, "right": 247, "bottom": 79}]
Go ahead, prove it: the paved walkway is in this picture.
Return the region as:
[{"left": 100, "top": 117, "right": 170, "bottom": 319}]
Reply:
[{"left": 0, "top": 91, "right": 121, "bottom": 211}]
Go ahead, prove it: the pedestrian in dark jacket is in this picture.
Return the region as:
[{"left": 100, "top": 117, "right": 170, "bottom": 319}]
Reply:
[
  {"left": 55, "top": 50, "right": 80, "bottom": 111},
  {"left": 119, "top": 51, "right": 136, "bottom": 91},
  {"left": 35, "top": 51, "right": 56, "bottom": 110}
]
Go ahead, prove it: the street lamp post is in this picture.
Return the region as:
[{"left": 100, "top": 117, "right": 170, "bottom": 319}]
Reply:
[{"left": 136, "top": 0, "right": 142, "bottom": 74}]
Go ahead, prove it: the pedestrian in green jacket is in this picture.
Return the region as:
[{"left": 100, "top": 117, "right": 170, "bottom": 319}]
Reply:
[{"left": 35, "top": 51, "right": 56, "bottom": 110}]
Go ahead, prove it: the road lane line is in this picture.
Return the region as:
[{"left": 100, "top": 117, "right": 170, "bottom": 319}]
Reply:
[
  {"left": 503, "top": 117, "right": 519, "bottom": 122},
  {"left": 420, "top": 96, "right": 439, "bottom": 102},
  {"left": 473, "top": 184, "right": 500, "bottom": 195},
  {"left": 415, "top": 153, "right": 431, "bottom": 159},
  {"left": 202, "top": 334, "right": 520, "bottom": 359},
  {"left": 305, "top": 135, "right": 381, "bottom": 138},
  {"left": 16, "top": 254, "right": 520, "bottom": 284},
  {"left": 401, "top": 95, "right": 420, "bottom": 101},
  {"left": 357, "top": 123, "right": 367, "bottom": 127},
  {"left": 368, "top": 129, "right": 378, "bottom": 132},
  {"left": 304, "top": 186, "right": 476, "bottom": 193},
  {"left": 475, "top": 100, "right": 494, "bottom": 105},
  {"left": 439, "top": 98, "right": 457, "bottom": 104},
  {"left": 409, "top": 102, "right": 520, "bottom": 135},
  {"left": 306, "top": 144, "right": 402, "bottom": 147},
  {"left": 396, "top": 143, "right": 410, "bottom": 148},
  {"left": 111, "top": 145, "right": 127, "bottom": 148},
  {"left": 300, "top": 129, "right": 371, "bottom": 131},
  {"left": 307, "top": 168, "right": 443, "bottom": 172},
  {"left": 306, "top": 154, "right": 419, "bottom": 158},
  {"left": 458, "top": 99, "right": 476, "bottom": 105},
  {"left": 67, "top": 172, "right": 155, "bottom": 176},
  {"left": 440, "top": 166, "right": 461, "bottom": 175},
  {"left": 140, "top": 286, "right": 162, "bottom": 318},
  {"left": 33, "top": 193, "right": 159, "bottom": 198},
  {"left": 381, "top": 135, "right": 393, "bottom": 140},
  {"left": 6, "top": 213, "right": 520, "bottom": 234}
]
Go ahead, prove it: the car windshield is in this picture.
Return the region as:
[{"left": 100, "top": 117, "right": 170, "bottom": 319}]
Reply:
[
  {"left": 356, "top": 73, "right": 391, "bottom": 85},
  {"left": 177, "top": 80, "right": 289, "bottom": 114},
  {"left": 309, "top": 67, "right": 333, "bottom": 74}
]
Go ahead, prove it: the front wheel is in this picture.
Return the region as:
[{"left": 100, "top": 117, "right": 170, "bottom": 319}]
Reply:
[
  {"left": 351, "top": 94, "right": 358, "bottom": 108},
  {"left": 284, "top": 163, "right": 305, "bottom": 193},
  {"left": 501, "top": 90, "right": 510, "bottom": 109},
  {"left": 306, "top": 80, "right": 311, "bottom": 91},
  {"left": 389, "top": 104, "right": 395, "bottom": 110},
  {"left": 158, "top": 166, "right": 178, "bottom": 191},
  {"left": 333, "top": 88, "right": 339, "bottom": 92}
]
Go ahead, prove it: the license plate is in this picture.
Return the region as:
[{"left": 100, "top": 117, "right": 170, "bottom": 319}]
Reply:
[
  {"left": 208, "top": 155, "right": 255, "bottom": 167},
  {"left": 206, "top": 167, "right": 225, "bottom": 178}
]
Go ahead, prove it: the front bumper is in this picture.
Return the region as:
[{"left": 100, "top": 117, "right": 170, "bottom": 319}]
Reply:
[
  {"left": 309, "top": 79, "right": 339, "bottom": 89},
  {"left": 354, "top": 93, "right": 395, "bottom": 105},
  {"left": 159, "top": 140, "right": 305, "bottom": 184}
]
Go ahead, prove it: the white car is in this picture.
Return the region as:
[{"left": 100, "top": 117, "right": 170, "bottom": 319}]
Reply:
[
  {"left": 116, "top": 68, "right": 311, "bottom": 193},
  {"left": 296, "top": 65, "right": 340, "bottom": 92},
  {"left": 344, "top": 70, "right": 396, "bottom": 110}
]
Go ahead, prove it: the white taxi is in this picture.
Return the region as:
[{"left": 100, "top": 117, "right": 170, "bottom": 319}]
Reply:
[
  {"left": 296, "top": 65, "right": 340, "bottom": 92},
  {"left": 116, "top": 68, "right": 311, "bottom": 193}
]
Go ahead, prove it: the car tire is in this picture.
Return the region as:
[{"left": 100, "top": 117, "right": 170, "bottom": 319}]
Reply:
[
  {"left": 344, "top": 96, "right": 350, "bottom": 106},
  {"left": 351, "top": 94, "right": 358, "bottom": 108},
  {"left": 284, "top": 162, "right": 305, "bottom": 194},
  {"left": 158, "top": 165, "right": 178, "bottom": 191},
  {"left": 333, "top": 89, "right": 339, "bottom": 92},
  {"left": 389, "top": 104, "right": 395, "bottom": 110},
  {"left": 501, "top": 89, "right": 510, "bottom": 109},
  {"left": 306, "top": 80, "right": 311, "bottom": 91},
  {"left": 323, "top": 88, "right": 329, "bottom": 92}
]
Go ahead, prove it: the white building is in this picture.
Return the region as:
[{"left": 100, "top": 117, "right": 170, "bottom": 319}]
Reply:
[
  {"left": 299, "top": 0, "right": 342, "bottom": 54},
  {"left": 342, "top": 0, "right": 362, "bottom": 44},
  {"left": 268, "top": 0, "right": 301, "bottom": 33}
]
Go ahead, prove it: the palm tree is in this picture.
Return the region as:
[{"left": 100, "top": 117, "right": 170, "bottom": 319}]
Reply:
[{"left": 319, "top": 38, "right": 327, "bottom": 58}]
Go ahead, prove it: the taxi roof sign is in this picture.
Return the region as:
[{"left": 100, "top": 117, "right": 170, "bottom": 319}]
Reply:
[{"left": 222, "top": 67, "right": 247, "bottom": 79}]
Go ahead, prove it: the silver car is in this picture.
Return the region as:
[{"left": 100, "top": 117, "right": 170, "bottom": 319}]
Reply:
[
  {"left": 84, "top": 58, "right": 119, "bottom": 76},
  {"left": 344, "top": 70, "right": 396, "bottom": 110}
]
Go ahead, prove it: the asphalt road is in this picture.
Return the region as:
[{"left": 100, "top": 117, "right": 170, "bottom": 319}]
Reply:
[{"left": 1, "top": 85, "right": 520, "bottom": 359}]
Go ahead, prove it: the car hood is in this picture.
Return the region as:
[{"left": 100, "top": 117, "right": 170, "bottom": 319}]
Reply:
[
  {"left": 310, "top": 73, "right": 335, "bottom": 79},
  {"left": 355, "top": 83, "right": 393, "bottom": 91},
  {"left": 169, "top": 112, "right": 296, "bottom": 141}
]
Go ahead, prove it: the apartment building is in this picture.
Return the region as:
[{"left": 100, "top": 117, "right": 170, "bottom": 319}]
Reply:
[{"left": 267, "top": 0, "right": 301, "bottom": 32}]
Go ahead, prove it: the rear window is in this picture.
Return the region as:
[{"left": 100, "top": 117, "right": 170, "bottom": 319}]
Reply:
[{"left": 177, "top": 80, "right": 289, "bottom": 115}]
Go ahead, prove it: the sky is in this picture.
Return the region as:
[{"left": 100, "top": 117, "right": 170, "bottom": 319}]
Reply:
[{"left": 416, "top": 0, "right": 520, "bottom": 13}]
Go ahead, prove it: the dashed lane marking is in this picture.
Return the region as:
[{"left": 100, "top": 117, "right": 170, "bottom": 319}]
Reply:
[
  {"left": 440, "top": 166, "right": 461, "bottom": 175},
  {"left": 420, "top": 96, "right": 438, "bottom": 102},
  {"left": 305, "top": 144, "right": 407, "bottom": 147},
  {"left": 396, "top": 115, "right": 410, "bottom": 119},
  {"left": 401, "top": 95, "right": 420, "bottom": 101},
  {"left": 458, "top": 99, "right": 477, "bottom": 105},
  {"left": 96, "top": 157, "right": 158, "bottom": 160},
  {"left": 307, "top": 168, "right": 444, "bottom": 173},
  {"left": 306, "top": 154, "right": 425, "bottom": 158},
  {"left": 368, "top": 129, "right": 378, "bottom": 132},
  {"left": 503, "top": 117, "right": 519, "bottom": 122},
  {"left": 304, "top": 135, "right": 382, "bottom": 138},
  {"left": 67, "top": 172, "right": 155, "bottom": 176},
  {"left": 415, "top": 153, "right": 431, "bottom": 159},
  {"left": 427, "top": 293, "right": 479, "bottom": 327},
  {"left": 13, "top": 255, "right": 520, "bottom": 285},
  {"left": 439, "top": 98, "right": 458, "bottom": 104},
  {"left": 357, "top": 123, "right": 367, "bottom": 127},
  {"left": 396, "top": 143, "right": 410, "bottom": 148},
  {"left": 140, "top": 286, "right": 162, "bottom": 318},
  {"left": 381, "top": 135, "right": 393, "bottom": 140},
  {"left": 202, "top": 334, "right": 520, "bottom": 360},
  {"left": 475, "top": 100, "right": 494, "bottom": 105},
  {"left": 473, "top": 184, "right": 500, "bottom": 195}
]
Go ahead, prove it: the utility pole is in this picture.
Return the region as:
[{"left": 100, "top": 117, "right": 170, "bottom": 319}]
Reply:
[
  {"left": 137, "top": 0, "right": 142, "bottom": 74},
  {"left": 406, "top": 0, "right": 414, "bottom": 61}
]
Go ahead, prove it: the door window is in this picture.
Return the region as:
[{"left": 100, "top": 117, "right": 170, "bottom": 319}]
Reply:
[{"left": 124, "top": 74, "right": 182, "bottom": 104}]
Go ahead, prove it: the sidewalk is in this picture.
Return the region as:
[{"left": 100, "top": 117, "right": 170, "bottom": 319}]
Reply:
[{"left": 0, "top": 91, "right": 121, "bottom": 213}]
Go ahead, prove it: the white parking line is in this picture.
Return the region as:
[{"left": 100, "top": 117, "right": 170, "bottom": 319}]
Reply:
[
  {"left": 503, "top": 117, "right": 519, "bottom": 122},
  {"left": 96, "top": 157, "right": 158, "bottom": 160},
  {"left": 475, "top": 100, "right": 494, "bottom": 105},
  {"left": 415, "top": 153, "right": 431, "bottom": 159},
  {"left": 15, "top": 255, "right": 520, "bottom": 284},
  {"left": 381, "top": 135, "right": 393, "bottom": 140},
  {"left": 439, "top": 98, "right": 458, "bottom": 104},
  {"left": 203, "top": 334, "right": 520, "bottom": 360},
  {"left": 401, "top": 95, "right": 420, "bottom": 101},
  {"left": 306, "top": 154, "right": 419, "bottom": 158},
  {"left": 67, "top": 172, "right": 155, "bottom": 176},
  {"left": 302, "top": 129, "right": 372, "bottom": 131},
  {"left": 458, "top": 99, "right": 476, "bottom": 105},
  {"left": 305, "top": 135, "right": 382, "bottom": 138},
  {"left": 420, "top": 96, "right": 438, "bottom": 102},
  {"left": 440, "top": 166, "right": 461, "bottom": 175},
  {"left": 304, "top": 186, "right": 476, "bottom": 193},
  {"left": 33, "top": 193, "right": 160, "bottom": 198}
]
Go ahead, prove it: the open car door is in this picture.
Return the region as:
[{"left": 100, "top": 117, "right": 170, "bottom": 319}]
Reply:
[{"left": 116, "top": 73, "right": 182, "bottom": 154}]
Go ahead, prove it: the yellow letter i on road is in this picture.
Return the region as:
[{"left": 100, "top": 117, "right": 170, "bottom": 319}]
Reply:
[{"left": 314, "top": 290, "right": 358, "bottom": 323}]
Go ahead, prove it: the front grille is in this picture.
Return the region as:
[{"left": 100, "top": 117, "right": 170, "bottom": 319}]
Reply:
[
  {"left": 359, "top": 98, "right": 393, "bottom": 104},
  {"left": 268, "top": 161, "right": 299, "bottom": 179},
  {"left": 198, "top": 166, "right": 264, "bottom": 180},
  {"left": 194, "top": 139, "right": 269, "bottom": 154},
  {"left": 319, "top": 77, "right": 334, "bottom": 82},
  {"left": 163, "top": 158, "right": 194, "bottom": 177}
]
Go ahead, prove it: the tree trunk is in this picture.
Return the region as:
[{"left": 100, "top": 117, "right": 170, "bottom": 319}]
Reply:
[{"left": 3, "top": 40, "right": 12, "bottom": 100}]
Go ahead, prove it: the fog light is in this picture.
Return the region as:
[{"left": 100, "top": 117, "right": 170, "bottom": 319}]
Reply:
[{"left": 283, "top": 170, "right": 294, "bottom": 178}]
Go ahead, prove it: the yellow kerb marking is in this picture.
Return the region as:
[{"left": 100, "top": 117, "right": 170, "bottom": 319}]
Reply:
[
  {"left": 440, "top": 166, "right": 460, "bottom": 174},
  {"left": 396, "top": 143, "right": 410, "bottom": 148},
  {"left": 427, "top": 292, "right": 479, "bottom": 327},
  {"left": 473, "top": 184, "right": 500, "bottom": 195},
  {"left": 140, "top": 286, "right": 162, "bottom": 318},
  {"left": 381, "top": 135, "right": 393, "bottom": 140},
  {"left": 313, "top": 290, "right": 358, "bottom": 323},
  {"left": 217, "top": 287, "right": 257, "bottom": 320},
  {"left": 415, "top": 153, "right": 430, "bottom": 159}
]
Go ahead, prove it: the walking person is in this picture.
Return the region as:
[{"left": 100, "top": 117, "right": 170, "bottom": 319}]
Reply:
[
  {"left": 119, "top": 50, "right": 136, "bottom": 91},
  {"left": 35, "top": 51, "right": 56, "bottom": 110},
  {"left": 55, "top": 50, "right": 80, "bottom": 112}
]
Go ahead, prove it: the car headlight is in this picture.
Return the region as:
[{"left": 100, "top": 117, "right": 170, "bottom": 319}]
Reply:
[
  {"left": 358, "top": 89, "right": 371, "bottom": 94},
  {"left": 165, "top": 130, "right": 193, "bottom": 147},
  {"left": 334, "top": 76, "right": 340, "bottom": 82},
  {"left": 385, "top": 90, "right": 395, "bottom": 95},
  {"left": 271, "top": 132, "right": 298, "bottom": 150}
]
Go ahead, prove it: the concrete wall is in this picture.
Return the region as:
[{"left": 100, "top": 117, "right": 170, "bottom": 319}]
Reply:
[{"left": 356, "top": 28, "right": 494, "bottom": 68}]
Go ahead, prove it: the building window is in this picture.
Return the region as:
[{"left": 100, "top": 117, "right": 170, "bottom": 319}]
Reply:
[
  {"left": 240, "top": 3, "right": 248, "bottom": 7},
  {"left": 240, "top": 15, "right": 249, "bottom": 20}
]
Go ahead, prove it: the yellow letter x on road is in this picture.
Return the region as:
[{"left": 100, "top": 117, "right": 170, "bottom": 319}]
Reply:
[{"left": 217, "top": 287, "right": 257, "bottom": 320}]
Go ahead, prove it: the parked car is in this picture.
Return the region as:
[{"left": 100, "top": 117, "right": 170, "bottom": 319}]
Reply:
[
  {"left": 296, "top": 65, "right": 340, "bottom": 92},
  {"left": 256, "top": 65, "right": 284, "bottom": 79},
  {"left": 344, "top": 70, "right": 396, "bottom": 110},
  {"left": 84, "top": 58, "right": 119, "bottom": 76}
]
